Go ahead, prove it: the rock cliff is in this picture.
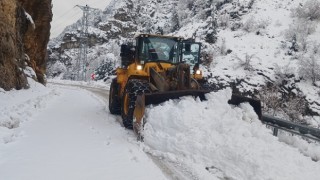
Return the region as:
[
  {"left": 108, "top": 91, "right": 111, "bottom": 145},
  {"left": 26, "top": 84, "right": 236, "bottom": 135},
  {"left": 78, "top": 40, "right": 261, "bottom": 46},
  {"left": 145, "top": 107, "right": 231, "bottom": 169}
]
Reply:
[
  {"left": 0, "top": 0, "right": 52, "bottom": 90},
  {"left": 19, "top": 0, "right": 52, "bottom": 84}
]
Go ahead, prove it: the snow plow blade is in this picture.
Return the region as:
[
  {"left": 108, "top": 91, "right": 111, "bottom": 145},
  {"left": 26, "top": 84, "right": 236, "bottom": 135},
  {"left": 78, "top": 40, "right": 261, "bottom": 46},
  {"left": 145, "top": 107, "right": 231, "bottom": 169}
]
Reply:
[{"left": 144, "top": 89, "right": 210, "bottom": 105}]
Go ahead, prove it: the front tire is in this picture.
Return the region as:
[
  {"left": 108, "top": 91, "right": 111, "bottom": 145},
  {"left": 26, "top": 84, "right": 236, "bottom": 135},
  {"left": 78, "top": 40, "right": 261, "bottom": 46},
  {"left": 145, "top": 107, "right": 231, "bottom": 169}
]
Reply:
[
  {"left": 121, "top": 79, "right": 150, "bottom": 129},
  {"left": 109, "top": 79, "right": 121, "bottom": 115}
]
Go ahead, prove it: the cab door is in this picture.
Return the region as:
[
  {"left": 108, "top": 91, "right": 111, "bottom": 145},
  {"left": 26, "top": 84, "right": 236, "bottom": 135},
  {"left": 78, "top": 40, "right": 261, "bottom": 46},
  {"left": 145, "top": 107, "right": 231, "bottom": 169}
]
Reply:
[{"left": 181, "top": 41, "right": 201, "bottom": 67}]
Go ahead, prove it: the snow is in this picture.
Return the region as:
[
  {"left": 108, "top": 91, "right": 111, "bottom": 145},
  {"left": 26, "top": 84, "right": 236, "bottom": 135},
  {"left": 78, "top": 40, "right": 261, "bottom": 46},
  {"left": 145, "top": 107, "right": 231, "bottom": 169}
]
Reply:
[
  {"left": 143, "top": 88, "right": 320, "bottom": 180},
  {"left": 1, "top": 79, "right": 320, "bottom": 179},
  {"left": 5, "top": 0, "right": 320, "bottom": 179},
  {"left": 24, "top": 11, "right": 35, "bottom": 29},
  {"left": 0, "top": 78, "right": 51, "bottom": 135},
  {"left": 279, "top": 132, "right": 320, "bottom": 161},
  {"left": 0, "top": 80, "right": 167, "bottom": 180},
  {"left": 24, "top": 66, "right": 37, "bottom": 78}
]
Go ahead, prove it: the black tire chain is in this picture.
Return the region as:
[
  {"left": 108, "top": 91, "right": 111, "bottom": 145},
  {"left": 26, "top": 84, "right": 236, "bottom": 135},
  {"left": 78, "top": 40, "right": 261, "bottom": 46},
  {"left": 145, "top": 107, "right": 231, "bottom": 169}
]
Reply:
[{"left": 122, "top": 79, "right": 150, "bottom": 129}]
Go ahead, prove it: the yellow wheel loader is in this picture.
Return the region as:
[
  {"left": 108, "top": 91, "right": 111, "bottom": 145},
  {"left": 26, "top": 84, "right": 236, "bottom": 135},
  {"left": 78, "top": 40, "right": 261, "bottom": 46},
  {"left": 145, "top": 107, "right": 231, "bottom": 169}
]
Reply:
[{"left": 109, "top": 34, "right": 261, "bottom": 135}]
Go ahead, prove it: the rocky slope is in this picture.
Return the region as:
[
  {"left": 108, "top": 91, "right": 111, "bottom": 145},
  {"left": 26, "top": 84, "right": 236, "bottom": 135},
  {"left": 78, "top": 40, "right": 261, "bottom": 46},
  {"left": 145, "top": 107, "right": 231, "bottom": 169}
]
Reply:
[
  {"left": 0, "top": 0, "right": 52, "bottom": 90},
  {"left": 19, "top": 0, "right": 52, "bottom": 84}
]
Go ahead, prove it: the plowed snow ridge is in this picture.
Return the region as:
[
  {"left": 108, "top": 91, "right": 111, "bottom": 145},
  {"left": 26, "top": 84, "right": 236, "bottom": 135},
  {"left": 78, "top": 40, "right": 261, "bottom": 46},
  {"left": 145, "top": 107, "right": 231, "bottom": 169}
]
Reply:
[{"left": 143, "top": 89, "right": 320, "bottom": 180}]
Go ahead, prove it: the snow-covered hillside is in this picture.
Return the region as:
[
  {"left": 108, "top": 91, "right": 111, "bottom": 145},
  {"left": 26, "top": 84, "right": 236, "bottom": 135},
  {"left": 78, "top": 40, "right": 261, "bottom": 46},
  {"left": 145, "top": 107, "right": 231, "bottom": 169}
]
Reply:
[{"left": 210, "top": 0, "right": 320, "bottom": 120}]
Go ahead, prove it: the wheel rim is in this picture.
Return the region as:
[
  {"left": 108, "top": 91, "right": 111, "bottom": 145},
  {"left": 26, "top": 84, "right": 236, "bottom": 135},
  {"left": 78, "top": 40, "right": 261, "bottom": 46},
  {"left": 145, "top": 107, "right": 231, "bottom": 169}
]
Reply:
[{"left": 123, "top": 92, "right": 129, "bottom": 115}]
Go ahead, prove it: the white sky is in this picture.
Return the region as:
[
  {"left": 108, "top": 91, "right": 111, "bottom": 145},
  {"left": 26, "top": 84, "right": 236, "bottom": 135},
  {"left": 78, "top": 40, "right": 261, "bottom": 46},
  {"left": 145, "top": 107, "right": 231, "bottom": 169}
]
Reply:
[{"left": 51, "top": 0, "right": 111, "bottom": 38}]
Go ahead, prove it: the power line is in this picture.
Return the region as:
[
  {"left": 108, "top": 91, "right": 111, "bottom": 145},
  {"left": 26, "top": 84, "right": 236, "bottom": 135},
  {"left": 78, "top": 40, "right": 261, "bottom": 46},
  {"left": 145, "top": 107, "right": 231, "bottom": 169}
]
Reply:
[
  {"left": 51, "top": 0, "right": 109, "bottom": 37},
  {"left": 52, "top": 6, "right": 76, "bottom": 21},
  {"left": 51, "top": 10, "right": 81, "bottom": 32},
  {"left": 50, "top": 9, "right": 83, "bottom": 38},
  {"left": 91, "top": 0, "right": 105, "bottom": 7}
]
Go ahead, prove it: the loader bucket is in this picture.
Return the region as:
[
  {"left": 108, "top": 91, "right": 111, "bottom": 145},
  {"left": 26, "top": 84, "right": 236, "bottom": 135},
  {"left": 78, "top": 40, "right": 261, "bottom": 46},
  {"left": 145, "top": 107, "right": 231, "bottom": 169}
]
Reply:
[
  {"left": 144, "top": 89, "right": 211, "bottom": 106},
  {"left": 228, "top": 94, "right": 262, "bottom": 120}
]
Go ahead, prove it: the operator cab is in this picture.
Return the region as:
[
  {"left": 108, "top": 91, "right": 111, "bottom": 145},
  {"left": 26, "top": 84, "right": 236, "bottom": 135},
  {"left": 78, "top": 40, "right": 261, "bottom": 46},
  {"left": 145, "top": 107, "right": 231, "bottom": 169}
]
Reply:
[
  {"left": 120, "top": 34, "right": 202, "bottom": 70},
  {"left": 135, "top": 34, "right": 201, "bottom": 66},
  {"left": 136, "top": 34, "right": 181, "bottom": 64}
]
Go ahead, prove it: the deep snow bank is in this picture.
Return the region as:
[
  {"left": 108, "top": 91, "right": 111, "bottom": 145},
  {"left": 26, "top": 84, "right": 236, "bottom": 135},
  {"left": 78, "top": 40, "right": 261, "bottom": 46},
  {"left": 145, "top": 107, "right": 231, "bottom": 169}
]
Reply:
[
  {"left": 0, "top": 78, "right": 57, "bottom": 144},
  {"left": 143, "top": 89, "right": 320, "bottom": 180}
]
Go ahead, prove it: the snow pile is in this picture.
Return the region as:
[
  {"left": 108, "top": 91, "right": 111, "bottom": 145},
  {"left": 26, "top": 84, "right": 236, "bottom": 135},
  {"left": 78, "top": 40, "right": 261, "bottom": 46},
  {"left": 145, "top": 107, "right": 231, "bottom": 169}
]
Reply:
[
  {"left": 0, "top": 78, "right": 57, "bottom": 144},
  {"left": 143, "top": 89, "right": 320, "bottom": 180},
  {"left": 279, "top": 132, "right": 320, "bottom": 161}
]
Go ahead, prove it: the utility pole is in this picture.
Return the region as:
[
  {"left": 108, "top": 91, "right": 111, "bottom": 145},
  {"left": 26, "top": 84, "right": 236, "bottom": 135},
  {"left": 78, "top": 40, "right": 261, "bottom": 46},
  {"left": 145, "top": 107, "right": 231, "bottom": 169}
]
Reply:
[{"left": 75, "top": 4, "right": 98, "bottom": 81}]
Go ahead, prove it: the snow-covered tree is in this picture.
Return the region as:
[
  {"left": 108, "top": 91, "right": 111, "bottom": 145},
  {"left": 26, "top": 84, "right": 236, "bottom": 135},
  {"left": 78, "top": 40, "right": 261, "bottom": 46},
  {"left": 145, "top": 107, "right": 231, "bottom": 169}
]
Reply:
[
  {"left": 259, "top": 84, "right": 283, "bottom": 116},
  {"left": 48, "top": 61, "right": 67, "bottom": 78},
  {"left": 298, "top": 55, "right": 320, "bottom": 85},
  {"left": 292, "top": 0, "right": 320, "bottom": 21},
  {"left": 94, "top": 54, "right": 117, "bottom": 81},
  {"left": 285, "top": 20, "right": 316, "bottom": 52}
]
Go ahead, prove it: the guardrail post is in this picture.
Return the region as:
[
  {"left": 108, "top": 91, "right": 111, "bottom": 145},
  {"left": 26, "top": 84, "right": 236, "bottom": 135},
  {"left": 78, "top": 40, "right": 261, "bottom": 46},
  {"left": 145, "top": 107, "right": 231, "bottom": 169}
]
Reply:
[{"left": 273, "top": 127, "right": 278, "bottom": 137}]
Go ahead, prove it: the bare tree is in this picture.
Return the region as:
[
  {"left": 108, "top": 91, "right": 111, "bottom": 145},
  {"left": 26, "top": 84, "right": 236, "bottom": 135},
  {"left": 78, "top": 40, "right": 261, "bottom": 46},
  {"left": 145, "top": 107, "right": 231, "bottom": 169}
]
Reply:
[
  {"left": 285, "top": 20, "right": 316, "bottom": 52},
  {"left": 259, "top": 85, "right": 283, "bottom": 116},
  {"left": 219, "top": 38, "right": 227, "bottom": 55},
  {"left": 283, "top": 94, "right": 307, "bottom": 123},
  {"left": 201, "top": 50, "right": 214, "bottom": 66},
  {"left": 218, "top": 10, "right": 230, "bottom": 29},
  {"left": 292, "top": 0, "right": 320, "bottom": 21},
  {"left": 274, "top": 63, "right": 295, "bottom": 86},
  {"left": 242, "top": 16, "right": 257, "bottom": 33},
  {"left": 298, "top": 55, "right": 320, "bottom": 85},
  {"left": 233, "top": 53, "right": 256, "bottom": 71}
]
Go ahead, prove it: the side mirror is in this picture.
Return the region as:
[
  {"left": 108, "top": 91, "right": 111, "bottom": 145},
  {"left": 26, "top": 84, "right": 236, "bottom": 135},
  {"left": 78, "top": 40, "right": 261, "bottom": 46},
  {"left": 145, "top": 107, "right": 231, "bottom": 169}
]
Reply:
[
  {"left": 185, "top": 44, "right": 191, "bottom": 52},
  {"left": 120, "top": 44, "right": 135, "bottom": 67},
  {"left": 120, "top": 44, "right": 129, "bottom": 55}
]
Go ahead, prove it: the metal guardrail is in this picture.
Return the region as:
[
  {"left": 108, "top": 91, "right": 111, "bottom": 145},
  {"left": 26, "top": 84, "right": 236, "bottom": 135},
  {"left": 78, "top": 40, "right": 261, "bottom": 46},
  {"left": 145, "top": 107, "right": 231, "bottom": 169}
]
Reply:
[{"left": 262, "top": 114, "right": 320, "bottom": 142}]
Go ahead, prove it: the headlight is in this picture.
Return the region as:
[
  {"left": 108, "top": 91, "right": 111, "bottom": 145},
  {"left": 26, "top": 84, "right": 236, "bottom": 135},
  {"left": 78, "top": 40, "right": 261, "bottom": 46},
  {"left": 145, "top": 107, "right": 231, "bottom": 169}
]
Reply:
[
  {"left": 196, "top": 70, "right": 201, "bottom": 75},
  {"left": 137, "top": 65, "right": 143, "bottom": 70}
]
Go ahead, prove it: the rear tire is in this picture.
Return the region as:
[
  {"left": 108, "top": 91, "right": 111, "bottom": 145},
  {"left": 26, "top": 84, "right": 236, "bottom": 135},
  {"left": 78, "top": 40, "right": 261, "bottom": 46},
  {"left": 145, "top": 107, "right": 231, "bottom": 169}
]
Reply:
[
  {"left": 121, "top": 79, "right": 150, "bottom": 129},
  {"left": 109, "top": 79, "right": 121, "bottom": 115}
]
